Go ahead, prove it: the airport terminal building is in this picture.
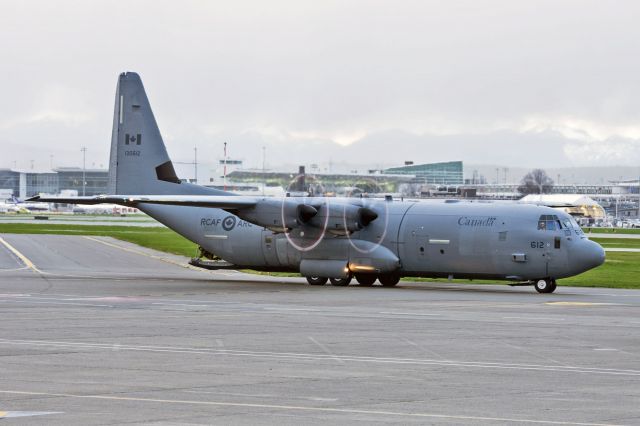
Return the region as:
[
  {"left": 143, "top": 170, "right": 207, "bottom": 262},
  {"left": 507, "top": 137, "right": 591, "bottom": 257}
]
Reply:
[
  {"left": 383, "top": 161, "right": 464, "bottom": 185},
  {"left": 0, "top": 167, "right": 109, "bottom": 198}
]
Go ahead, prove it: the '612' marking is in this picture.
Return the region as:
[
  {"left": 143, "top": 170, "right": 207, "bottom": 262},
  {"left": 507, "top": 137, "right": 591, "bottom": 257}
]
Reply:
[
  {"left": 530, "top": 241, "right": 545, "bottom": 249},
  {"left": 125, "top": 151, "right": 141, "bottom": 156}
]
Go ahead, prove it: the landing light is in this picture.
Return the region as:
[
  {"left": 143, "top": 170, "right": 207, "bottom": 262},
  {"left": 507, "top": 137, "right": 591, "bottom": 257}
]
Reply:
[{"left": 348, "top": 264, "right": 376, "bottom": 272}]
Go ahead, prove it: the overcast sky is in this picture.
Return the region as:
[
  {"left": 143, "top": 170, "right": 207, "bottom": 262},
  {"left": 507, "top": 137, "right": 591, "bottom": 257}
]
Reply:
[{"left": 1, "top": 1, "right": 640, "bottom": 178}]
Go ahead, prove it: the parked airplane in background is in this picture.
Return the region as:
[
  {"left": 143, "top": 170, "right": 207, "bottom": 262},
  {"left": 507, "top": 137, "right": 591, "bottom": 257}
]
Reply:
[
  {"left": 72, "top": 204, "right": 139, "bottom": 215},
  {"left": 10, "top": 196, "right": 50, "bottom": 212},
  {"left": 0, "top": 196, "right": 49, "bottom": 213},
  {"left": 30, "top": 72, "right": 605, "bottom": 293},
  {"left": 0, "top": 200, "right": 20, "bottom": 213}
]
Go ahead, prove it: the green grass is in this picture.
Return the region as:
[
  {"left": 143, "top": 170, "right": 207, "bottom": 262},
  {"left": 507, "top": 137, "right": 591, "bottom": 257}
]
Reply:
[
  {"left": 584, "top": 228, "right": 640, "bottom": 234},
  {"left": 559, "top": 252, "right": 640, "bottom": 288},
  {"left": 1, "top": 222, "right": 639, "bottom": 289},
  {"left": 590, "top": 238, "right": 640, "bottom": 249}
]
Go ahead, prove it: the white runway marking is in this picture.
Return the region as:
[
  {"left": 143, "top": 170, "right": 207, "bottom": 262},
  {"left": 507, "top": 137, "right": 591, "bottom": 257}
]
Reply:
[
  {"left": 0, "top": 390, "right": 622, "bottom": 425},
  {"left": 379, "top": 311, "right": 441, "bottom": 316},
  {"left": 181, "top": 390, "right": 338, "bottom": 402},
  {"left": 0, "top": 266, "right": 29, "bottom": 273},
  {"left": 308, "top": 336, "right": 344, "bottom": 364},
  {"left": 0, "top": 338, "right": 639, "bottom": 377},
  {"left": 503, "top": 316, "right": 566, "bottom": 321},
  {"left": 0, "top": 411, "right": 62, "bottom": 418}
]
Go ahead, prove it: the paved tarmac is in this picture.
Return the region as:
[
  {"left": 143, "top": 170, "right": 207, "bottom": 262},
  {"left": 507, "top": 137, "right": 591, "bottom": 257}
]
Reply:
[{"left": 0, "top": 234, "right": 638, "bottom": 425}]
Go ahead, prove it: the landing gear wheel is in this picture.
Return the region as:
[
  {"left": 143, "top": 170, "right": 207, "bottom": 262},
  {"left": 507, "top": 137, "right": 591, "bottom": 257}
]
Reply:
[
  {"left": 329, "top": 277, "right": 352, "bottom": 286},
  {"left": 355, "top": 274, "right": 377, "bottom": 286},
  {"left": 379, "top": 273, "right": 401, "bottom": 287},
  {"left": 306, "top": 276, "right": 328, "bottom": 286},
  {"left": 534, "top": 279, "right": 557, "bottom": 293}
]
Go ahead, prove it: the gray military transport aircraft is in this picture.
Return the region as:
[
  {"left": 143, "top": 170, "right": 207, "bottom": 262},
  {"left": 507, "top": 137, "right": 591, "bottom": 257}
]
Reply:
[{"left": 30, "top": 72, "right": 605, "bottom": 293}]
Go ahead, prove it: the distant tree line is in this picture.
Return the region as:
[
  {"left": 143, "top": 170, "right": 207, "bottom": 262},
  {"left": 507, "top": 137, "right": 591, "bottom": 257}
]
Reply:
[{"left": 518, "top": 169, "right": 554, "bottom": 194}]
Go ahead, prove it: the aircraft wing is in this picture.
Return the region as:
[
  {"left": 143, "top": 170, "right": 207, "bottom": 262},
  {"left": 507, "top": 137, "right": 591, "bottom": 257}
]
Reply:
[
  {"left": 27, "top": 195, "right": 258, "bottom": 210},
  {"left": 28, "top": 194, "right": 379, "bottom": 234}
]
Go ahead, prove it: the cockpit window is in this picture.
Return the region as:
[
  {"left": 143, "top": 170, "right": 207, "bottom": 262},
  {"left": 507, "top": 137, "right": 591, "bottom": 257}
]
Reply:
[
  {"left": 538, "top": 215, "right": 561, "bottom": 231},
  {"left": 569, "top": 217, "right": 584, "bottom": 236},
  {"left": 560, "top": 216, "right": 584, "bottom": 236}
]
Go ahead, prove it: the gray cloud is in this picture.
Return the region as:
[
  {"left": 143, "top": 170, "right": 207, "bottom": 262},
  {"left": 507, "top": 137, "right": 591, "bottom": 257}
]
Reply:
[{"left": 1, "top": 0, "right": 640, "bottom": 173}]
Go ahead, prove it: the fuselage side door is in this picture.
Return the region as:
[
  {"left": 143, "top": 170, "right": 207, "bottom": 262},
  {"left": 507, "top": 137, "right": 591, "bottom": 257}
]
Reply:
[
  {"left": 398, "top": 213, "right": 430, "bottom": 273},
  {"left": 261, "top": 230, "right": 280, "bottom": 267}
]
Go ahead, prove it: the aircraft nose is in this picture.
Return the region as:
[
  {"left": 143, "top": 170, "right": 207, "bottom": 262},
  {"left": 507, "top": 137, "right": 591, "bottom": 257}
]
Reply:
[{"left": 572, "top": 239, "right": 605, "bottom": 272}]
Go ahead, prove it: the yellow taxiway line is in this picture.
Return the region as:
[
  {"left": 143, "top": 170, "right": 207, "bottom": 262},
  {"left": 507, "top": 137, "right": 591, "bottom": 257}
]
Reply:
[{"left": 0, "top": 236, "right": 42, "bottom": 274}]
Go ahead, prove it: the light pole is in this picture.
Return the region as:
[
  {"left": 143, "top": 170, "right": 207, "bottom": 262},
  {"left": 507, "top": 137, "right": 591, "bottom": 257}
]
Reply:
[
  {"left": 81, "top": 147, "right": 87, "bottom": 196},
  {"left": 223, "top": 142, "right": 227, "bottom": 191},
  {"left": 194, "top": 146, "right": 198, "bottom": 184},
  {"left": 262, "top": 146, "right": 266, "bottom": 196}
]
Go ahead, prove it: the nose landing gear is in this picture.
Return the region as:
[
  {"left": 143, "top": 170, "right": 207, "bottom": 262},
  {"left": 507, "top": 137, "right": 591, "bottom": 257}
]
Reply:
[{"left": 534, "top": 278, "right": 557, "bottom": 293}]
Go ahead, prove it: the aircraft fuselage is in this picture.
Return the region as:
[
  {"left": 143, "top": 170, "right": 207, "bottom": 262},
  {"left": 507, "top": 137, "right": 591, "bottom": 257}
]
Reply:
[{"left": 140, "top": 198, "right": 604, "bottom": 282}]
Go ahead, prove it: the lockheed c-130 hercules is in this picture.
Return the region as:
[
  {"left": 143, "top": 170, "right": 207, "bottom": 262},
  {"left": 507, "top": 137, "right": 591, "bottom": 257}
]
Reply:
[{"left": 30, "top": 72, "right": 605, "bottom": 293}]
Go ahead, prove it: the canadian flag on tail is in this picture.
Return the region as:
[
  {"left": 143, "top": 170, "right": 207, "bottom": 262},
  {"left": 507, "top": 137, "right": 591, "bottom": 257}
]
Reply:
[{"left": 125, "top": 134, "right": 142, "bottom": 145}]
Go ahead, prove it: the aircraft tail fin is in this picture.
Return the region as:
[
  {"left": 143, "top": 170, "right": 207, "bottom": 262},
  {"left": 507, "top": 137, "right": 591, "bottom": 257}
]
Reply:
[{"left": 108, "top": 72, "right": 224, "bottom": 196}]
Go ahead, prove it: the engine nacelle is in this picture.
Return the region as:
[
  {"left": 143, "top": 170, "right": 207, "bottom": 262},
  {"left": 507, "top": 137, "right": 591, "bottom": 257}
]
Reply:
[
  {"left": 236, "top": 198, "right": 318, "bottom": 233},
  {"left": 236, "top": 198, "right": 377, "bottom": 235},
  {"left": 306, "top": 203, "right": 378, "bottom": 235}
]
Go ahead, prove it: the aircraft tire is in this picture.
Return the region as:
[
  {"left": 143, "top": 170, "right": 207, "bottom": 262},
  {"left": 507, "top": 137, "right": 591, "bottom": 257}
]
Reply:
[
  {"left": 534, "top": 278, "right": 556, "bottom": 293},
  {"left": 329, "top": 277, "right": 352, "bottom": 286},
  {"left": 379, "top": 273, "right": 400, "bottom": 287},
  {"left": 355, "top": 274, "right": 377, "bottom": 286},
  {"left": 306, "top": 276, "right": 328, "bottom": 286}
]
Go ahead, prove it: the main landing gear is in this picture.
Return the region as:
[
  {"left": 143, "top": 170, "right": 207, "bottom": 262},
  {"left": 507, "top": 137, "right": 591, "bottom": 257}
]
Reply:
[
  {"left": 329, "top": 277, "right": 352, "bottom": 286},
  {"left": 354, "top": 274, "right": 376, "bottom": 286},
  {"left": 305, "top": 273, "right": 400, "bottom": 287},
  {"left": 534, "top": 278, "right": 557, "bottom": 294},
  {"left": 306, "top": 276, "right": 328, "bottom": 286}
]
